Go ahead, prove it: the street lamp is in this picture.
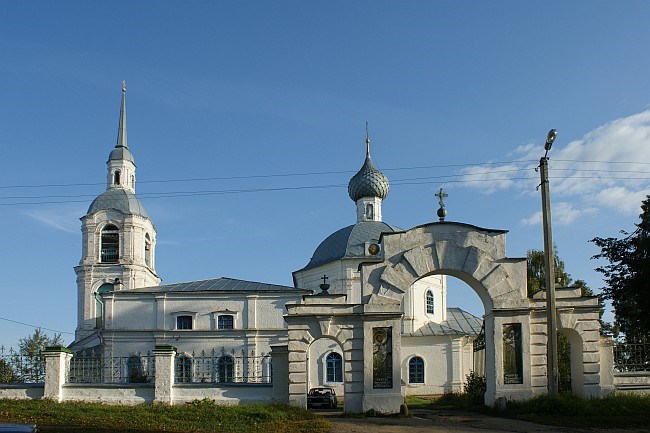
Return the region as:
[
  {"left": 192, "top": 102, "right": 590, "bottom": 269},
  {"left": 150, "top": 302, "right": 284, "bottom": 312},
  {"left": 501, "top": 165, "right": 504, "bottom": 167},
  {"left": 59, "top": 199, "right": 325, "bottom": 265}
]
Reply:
[{"left": 539, "top": 128, "right": 558, "bottom": 396}]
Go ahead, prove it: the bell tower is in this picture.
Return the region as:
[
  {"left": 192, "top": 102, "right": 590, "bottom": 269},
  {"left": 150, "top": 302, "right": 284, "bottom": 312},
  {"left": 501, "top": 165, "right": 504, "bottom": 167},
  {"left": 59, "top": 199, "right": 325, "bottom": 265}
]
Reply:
[{"left": 72, "top": 83, "right": 161, "bottom": 348}]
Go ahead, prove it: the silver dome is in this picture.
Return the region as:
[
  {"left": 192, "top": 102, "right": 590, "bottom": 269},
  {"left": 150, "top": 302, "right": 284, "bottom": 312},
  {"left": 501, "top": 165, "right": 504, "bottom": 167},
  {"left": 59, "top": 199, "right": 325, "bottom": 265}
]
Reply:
[{"left": 347, "top": 156, "right": 390, "bottom": 202}]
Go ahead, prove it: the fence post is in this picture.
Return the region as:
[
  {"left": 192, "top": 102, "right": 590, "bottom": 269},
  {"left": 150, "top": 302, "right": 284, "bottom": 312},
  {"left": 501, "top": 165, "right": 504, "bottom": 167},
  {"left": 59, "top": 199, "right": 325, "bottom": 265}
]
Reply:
[
  {"left": 43, "top": 346, "right": 72, "bottom": 402},
  {"left": 153, "top": 345, "right": 176, "bottom": 405},
  {"left": 270, "top": 345, "right": 288, "bottom": 403}
]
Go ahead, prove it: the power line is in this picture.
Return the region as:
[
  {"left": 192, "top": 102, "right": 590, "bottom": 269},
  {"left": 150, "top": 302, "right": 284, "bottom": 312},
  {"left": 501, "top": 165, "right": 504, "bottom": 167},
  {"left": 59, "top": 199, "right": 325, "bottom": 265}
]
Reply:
[
  {"left": 0, "top": 316, "right": 73, "bottom": 335},
  {"left": 3, "top": 157, "right": 649, "bottom": 191}
]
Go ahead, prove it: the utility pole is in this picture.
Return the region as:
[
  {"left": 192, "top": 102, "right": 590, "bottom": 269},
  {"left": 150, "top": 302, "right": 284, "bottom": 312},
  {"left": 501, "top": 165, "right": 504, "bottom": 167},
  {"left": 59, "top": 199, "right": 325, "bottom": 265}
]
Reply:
[{"left": 539, "top": 129, "right": 558, "bottom": 396}]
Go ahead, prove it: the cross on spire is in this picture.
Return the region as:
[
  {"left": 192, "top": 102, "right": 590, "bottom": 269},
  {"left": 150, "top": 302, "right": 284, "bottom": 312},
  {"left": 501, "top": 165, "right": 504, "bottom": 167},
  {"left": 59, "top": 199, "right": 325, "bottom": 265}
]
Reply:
[{"left": 321, "top": 275, "right": 328, "bottom": 285}]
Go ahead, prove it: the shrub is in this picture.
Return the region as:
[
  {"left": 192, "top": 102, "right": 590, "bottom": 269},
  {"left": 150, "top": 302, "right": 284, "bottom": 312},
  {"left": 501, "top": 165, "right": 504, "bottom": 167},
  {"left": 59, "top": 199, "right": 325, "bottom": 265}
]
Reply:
[{"left": 464, "top": 371, "right": 486, "bottom": 404}]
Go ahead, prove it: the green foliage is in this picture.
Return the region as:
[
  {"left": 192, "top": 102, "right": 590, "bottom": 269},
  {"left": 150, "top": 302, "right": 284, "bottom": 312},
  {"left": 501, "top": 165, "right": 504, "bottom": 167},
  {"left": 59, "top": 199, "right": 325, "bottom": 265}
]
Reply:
[
  {"left": 526, "top": 248, "right": 572, "bottom": 296},
  {"left": 18, "top": 328, "right": 63, "bottom": 357},
  {"left": 592, "top": 195, "right": 650, "bottom": 342},
  {"left": 501, "top": 393, "right": 650, "bottom": 429},
  {"left": 0, "top": 358, "right": 19, "bottom": 383},
  {"left": 463, "top": 371, "right": 486, "bottom": 404},
  {"left": 15, "top": 329, "right": 63, "bottom": 382},
  {"left": 0, "top": 400, "right": 329, "bottom": 433},
  {"left": 556, "top": 333, "right": 571, "bottom": 392},
  {"left": 407, "top": 393, "right": 650, "bottom": 429}
]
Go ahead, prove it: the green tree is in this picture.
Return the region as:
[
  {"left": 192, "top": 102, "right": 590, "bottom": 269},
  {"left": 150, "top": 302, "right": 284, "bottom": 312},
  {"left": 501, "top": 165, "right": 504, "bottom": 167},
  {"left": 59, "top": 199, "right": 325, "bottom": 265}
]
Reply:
[
  {"left": 526, "top": 248, "right": 572, "bottom": 296},
  {"left": 0, "top": 358, "right": 19, "bottom": 383},
  {"left": 591, "top": 196, "right": 650, "bottom": 342},
  {"left": 16, "top": 329, "right": 63, "bottom": 382}
]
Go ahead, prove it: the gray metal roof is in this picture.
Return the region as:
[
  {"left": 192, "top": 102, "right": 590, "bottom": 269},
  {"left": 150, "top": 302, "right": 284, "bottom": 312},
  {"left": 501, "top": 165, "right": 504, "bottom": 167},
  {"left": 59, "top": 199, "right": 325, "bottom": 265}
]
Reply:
[
  {"left": 87, "top": 188, "right": 150, "bottom": 219},
  {"left": 127, "top": 277, "right": 307, "bottom": 293},
  {"left": 404, "top": 308, "right": 483, "bottom": 337},
  {"left": 108, "top": 146, "right": 135, "bottom": 163},
  {"left": 301, "top": 221, "right": 402, "bottom": 271},
  {"left": 348, "top": 156, "right": 390, "bottom": 202}
]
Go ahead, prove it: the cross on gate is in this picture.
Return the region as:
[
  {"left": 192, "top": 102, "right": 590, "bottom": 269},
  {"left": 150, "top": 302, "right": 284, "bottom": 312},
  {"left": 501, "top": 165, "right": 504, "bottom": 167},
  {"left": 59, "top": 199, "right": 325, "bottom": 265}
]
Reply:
[{"left": 435, "top": 188, "right": 448, "bottom": 208}]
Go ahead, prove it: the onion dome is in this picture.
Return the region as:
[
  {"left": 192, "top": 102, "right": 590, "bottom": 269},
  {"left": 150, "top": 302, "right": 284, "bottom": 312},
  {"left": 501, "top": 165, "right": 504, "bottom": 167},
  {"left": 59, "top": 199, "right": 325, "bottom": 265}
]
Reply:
[{"left": 347, "top": 137, "right": 390, "bottom": 201}]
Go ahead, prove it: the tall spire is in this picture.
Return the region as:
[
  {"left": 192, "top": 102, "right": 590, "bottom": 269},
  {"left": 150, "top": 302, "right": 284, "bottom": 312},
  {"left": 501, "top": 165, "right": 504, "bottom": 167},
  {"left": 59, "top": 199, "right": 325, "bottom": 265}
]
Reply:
[
  {"left": 365, "top": 121, "right": 371, "bottom": 159},
  {"left": 116, "top": 81, "right": 127, "bottom": 149}
]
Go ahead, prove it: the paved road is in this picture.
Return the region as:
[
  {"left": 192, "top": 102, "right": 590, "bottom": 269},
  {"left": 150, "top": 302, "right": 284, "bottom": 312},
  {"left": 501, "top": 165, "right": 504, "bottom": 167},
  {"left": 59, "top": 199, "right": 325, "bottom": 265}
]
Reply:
[{"left": 319, "top": 409, "right": 650, "bottom": 433}]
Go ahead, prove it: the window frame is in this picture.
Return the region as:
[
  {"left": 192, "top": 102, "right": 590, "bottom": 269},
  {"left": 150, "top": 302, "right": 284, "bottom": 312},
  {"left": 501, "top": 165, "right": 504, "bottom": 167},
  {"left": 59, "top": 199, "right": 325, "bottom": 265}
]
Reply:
[
  {"left": 176, "top": 315, "right": 193, "bottom": 330},
  {"left": 408, "top": 356, "right": 425, "bottom": 384},
  {"left": 217, "top": 314, "right": 234, "bottom": 330},
  {"left": 325, "top": 352, "right": 343, "bottom": 383},
  {"left": 426, "top": 289, "right": 435, "bottom": 315},
  {"left": 100, "top": 224, "right": 120, "bottom": 263}
]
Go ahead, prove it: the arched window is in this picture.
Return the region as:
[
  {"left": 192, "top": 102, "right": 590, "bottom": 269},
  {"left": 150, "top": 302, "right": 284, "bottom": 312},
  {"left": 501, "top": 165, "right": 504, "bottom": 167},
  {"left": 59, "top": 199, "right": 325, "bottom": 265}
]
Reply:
[
  {"left": 426, "top": 290, "right": 434, "bottom": 314},
  {"left": 144, "top": 233, "right": 152, "bottom": 267},
  {"left": 95, "top": 283, "right": 113, "bottom": 328},
  {"left": 326, "top": 352, "right": 343, "bottom": 383},
  {"left": 131, "top": 175, "right": 135, "bottom": 187},
  {"left": 365, "top": 203, "right": 374, "bottom": 219},
  {"left": 175, "top": 354, "right": 192, "bottom": 383},
  {"left": 215, "top": 355, "right": 234, "bottom": 382},
  {"left": 101, "top": 225, "right": 119, "bottom": 263},
  {"left": 114, "top": 170, "right": 121, "bottom": 186},
  {"left": 408, "top": 356, "right": 424, "bottom": 384}
]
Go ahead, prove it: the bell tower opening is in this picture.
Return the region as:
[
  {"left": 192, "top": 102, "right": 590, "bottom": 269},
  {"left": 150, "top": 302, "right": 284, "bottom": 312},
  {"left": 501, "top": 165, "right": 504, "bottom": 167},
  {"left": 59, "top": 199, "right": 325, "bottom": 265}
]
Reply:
[{"left": 100, "top": 224, "right": 119, "bottom": 263}]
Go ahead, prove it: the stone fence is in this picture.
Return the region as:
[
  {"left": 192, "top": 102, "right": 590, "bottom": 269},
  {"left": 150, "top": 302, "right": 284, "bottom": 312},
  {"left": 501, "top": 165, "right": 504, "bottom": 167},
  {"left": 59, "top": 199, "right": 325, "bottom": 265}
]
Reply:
[{"left": 0, "top": 345, "right": 289, "bottom": 405}]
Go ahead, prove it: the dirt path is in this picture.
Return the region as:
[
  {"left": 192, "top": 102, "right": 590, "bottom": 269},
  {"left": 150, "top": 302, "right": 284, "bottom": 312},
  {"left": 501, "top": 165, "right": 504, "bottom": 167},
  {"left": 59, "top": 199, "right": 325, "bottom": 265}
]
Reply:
[{"left": 320, "top": 409, "right": 650, "bottom": 433}]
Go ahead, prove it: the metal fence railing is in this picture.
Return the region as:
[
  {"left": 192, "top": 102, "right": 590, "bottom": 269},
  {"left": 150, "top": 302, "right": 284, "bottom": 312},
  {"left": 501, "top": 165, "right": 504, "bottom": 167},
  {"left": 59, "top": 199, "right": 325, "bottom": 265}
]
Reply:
[
  {"left": 68, "top": 351, "right": 156, "bottom": 384},
  {"left": 0, "top": 347, "right": 45, "bottom": 384},
  {"left": 614, "top": 342, "right": 650, "bottom": 372},
  {"left": 174, "top": 349, "right": 272, "bottom": 384}
]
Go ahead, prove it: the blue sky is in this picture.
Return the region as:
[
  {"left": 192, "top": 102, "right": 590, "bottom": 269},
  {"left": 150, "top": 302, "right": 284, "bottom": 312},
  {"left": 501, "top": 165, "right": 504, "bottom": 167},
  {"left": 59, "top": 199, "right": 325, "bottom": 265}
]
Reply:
[{"left": 2, "top": 1, "right": 650, "bottom": 348}]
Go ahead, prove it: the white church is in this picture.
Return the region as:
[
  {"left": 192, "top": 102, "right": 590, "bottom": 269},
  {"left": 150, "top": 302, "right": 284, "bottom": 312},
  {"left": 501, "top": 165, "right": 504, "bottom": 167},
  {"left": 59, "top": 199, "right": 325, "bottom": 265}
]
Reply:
[{"left": 69, "top": 85, "right": 483, "bottom": 397}]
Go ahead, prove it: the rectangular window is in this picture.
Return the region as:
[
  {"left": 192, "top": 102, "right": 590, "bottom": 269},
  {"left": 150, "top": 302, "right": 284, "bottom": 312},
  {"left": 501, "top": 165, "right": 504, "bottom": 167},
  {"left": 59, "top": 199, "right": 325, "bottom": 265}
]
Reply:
[
  {"left": 218, "top": 315, "right": 234, "bottom": 330},
  {"left": 176, "top": 315, "right": 193, "bottom": 330},
  {"left": 503, "top": 323, "right": 523, "bottom": 384}
]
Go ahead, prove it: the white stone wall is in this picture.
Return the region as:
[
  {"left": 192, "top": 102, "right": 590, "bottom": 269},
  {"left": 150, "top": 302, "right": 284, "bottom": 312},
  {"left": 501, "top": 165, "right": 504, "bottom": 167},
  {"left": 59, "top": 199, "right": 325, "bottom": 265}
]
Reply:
[
  {"left": 0, "top": 385, "right": 44, "bottom": 400},
  {"left": 401, "top": 335, "right": 474, "bottom": 395},
  {"left": 63, "top": 384, "right": 154, "bottom": 405},
  {"left": 308, "top": 338, "right": 344, "bottom": 396}
]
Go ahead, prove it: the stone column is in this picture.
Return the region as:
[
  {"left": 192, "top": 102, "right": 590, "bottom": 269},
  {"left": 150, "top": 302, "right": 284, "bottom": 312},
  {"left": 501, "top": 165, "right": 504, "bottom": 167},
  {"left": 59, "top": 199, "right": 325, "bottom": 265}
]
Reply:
[
  {"left": 43, "top": 346, "right": 72, "bottom": 402},
  {"left": 270, "top": 345, "right": 289, "bottom": 403},
  {"left": 153, "top": 345, "right": 176, "bottom": 405}
]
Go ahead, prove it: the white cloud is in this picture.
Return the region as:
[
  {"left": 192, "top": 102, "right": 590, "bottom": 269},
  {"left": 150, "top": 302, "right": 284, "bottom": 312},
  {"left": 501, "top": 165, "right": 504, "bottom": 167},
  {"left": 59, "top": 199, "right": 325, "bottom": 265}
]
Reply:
[
  {"left": 24, "top": 208, "right": 82, "bottom": 233},
  {"left": 521, "top": 202, "right": 598, "bottom": 227},
  {"left": 462, "top": 109, "right": 650, "bottom": 220}
]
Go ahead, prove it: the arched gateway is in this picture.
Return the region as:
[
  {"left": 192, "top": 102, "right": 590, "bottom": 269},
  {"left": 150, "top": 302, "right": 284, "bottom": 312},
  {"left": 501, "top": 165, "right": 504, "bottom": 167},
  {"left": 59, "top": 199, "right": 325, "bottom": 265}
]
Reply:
[{"left": 285, "top": 221, "right": 610, "bottom": 413}]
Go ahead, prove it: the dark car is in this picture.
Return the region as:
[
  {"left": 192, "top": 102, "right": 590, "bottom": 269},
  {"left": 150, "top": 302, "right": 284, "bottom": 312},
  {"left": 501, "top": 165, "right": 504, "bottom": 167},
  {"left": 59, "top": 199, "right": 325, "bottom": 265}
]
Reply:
[{"left": 307, "top": 387, "right": 338, "bottom": 409}]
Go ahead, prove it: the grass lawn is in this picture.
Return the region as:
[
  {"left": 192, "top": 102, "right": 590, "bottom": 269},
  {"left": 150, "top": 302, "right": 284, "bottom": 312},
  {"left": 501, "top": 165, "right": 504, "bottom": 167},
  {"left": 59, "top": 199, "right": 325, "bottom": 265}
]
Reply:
[
  {"left": 406, "top": 393, "right": 650, "bottom": 429},
  {"left": 0, "top": 399, "right": 330, "bottom": 433}
]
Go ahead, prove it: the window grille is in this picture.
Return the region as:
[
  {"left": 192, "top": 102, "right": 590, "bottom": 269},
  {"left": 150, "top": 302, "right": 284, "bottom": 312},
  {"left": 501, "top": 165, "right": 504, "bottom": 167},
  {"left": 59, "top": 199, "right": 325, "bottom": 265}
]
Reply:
[
  {"left": 408, "top": 356, "right": 424, "bottom": 383},
  {"left": 101, "top": 225, "right": 119, "bottom": 263},
  {"left": 217, "top": 315, "right": 234, "bottom": 330},
  {"left": 426, "top": 290, "right": 434, "bottom": 314},
  {"left": 176, "top": 316, "right": 193, "bottom": 330},
  {"left": 326, "top": 352, "right": 342, "bottom": 382}
]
